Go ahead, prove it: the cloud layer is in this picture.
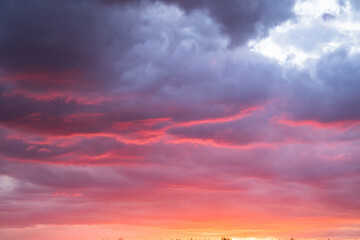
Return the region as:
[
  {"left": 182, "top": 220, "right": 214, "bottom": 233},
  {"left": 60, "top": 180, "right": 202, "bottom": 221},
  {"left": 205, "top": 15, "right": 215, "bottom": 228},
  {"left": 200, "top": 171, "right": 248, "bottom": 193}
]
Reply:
[{"left": 1, "top": 0, "right": 360, "bottom": 240}]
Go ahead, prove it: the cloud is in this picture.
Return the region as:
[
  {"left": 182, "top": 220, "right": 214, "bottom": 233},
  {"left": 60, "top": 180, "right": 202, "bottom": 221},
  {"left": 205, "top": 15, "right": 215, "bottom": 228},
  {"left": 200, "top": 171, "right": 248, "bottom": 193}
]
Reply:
[
  {"left": 1, "top": 140, "right": 360, "bottom": 229},
  {"left": 322, "top": 12, "right": 336, "bottom": 21},
  {"left": 0, "top": 0, "right": 360, "bottom": 239},
  {"left": 0, "top": 0, "right": 145, "bottom": 91},
  {"left": 285, "top": 48, "right": 360, "bottom": 124},
  {"left": 153, "top": 0, "right": 296, "bottom": 47},
  {"left": 0, "top": 0, "right": 295, "bottom": 93},
  {"left": 103, "top": 0, "right": 296, "bottom": 47},
  {"left": 0, "top": 0, "right": 286, "bottom": 137}
]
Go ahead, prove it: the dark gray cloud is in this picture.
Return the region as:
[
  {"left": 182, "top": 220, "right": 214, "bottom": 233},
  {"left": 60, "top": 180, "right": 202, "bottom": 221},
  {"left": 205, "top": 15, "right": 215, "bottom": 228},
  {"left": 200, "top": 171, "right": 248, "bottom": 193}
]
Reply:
[
  {"left": 153, "top": 0, "right": 296, "bottom": 47},
  {"left": 0, "top": 0, "right": 287, "bottom": 136},
  {"left": 105, "top": 0, "right": 296, "bottom": 47},
  {"left": 286, "top": 48, "right": 360, "bottom": 123},
  {"left": 0, "top": 0, "right": 143, "bottom": 91},
  {"left": 322, "top": 13, "right": 336, "bottom": 21},
  {"left": 0, "top": 0, "right": 295, "bottom": 91}
]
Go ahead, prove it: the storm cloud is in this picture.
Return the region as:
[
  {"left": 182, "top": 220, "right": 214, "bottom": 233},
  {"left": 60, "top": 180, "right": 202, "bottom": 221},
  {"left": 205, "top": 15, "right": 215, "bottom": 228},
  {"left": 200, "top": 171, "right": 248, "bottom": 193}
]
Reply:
[{"left": 1, "top": 1, "right": 360, "bottom": 240}]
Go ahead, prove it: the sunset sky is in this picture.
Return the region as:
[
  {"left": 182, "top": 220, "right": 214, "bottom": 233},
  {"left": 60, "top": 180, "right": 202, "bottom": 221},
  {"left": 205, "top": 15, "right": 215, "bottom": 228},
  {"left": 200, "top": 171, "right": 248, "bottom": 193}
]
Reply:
[{"left": 1, "top": 0, "right": 360, "bottom": 239}]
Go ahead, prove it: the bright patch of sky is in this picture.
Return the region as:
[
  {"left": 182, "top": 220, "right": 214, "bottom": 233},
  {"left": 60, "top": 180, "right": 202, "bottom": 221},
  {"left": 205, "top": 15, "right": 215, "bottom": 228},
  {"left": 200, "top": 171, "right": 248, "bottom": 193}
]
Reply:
[
  {"left": 249, "top": 0, "right": 360, "bottom": 67},
  {"left": 0, "top": 175, "right": 18, "bottom": 195}
]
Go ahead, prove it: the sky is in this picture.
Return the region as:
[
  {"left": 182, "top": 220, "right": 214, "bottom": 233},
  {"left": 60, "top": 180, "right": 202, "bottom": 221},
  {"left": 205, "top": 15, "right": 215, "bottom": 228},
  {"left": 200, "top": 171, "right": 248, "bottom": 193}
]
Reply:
[{"left": 0, "top": 0, "right": 360, "bottom": 240}]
